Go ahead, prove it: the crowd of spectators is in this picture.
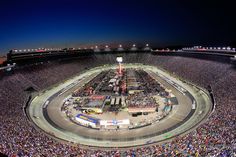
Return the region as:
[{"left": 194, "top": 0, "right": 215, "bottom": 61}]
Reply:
[
  {"left": 72, "top": 71, "right": 108, "bottom": 97},
  {"left": 0, "top": 54, "right": 235, "bottom": 156},
  {"left": 135, "top": 70, "right": 165, "bottom": 94},
  {"left": 127, "top": 92, "right": 157, "bottom": 108}
]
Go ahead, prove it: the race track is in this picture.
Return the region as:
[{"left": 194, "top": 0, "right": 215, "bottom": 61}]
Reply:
[{"left": 28, "top": 64, "right": 213, "bottom": 148}]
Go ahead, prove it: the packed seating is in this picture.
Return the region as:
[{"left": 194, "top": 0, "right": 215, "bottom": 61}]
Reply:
[
  {"left": 127, "top": 92, "right": 157, "bottom": 108},
  {"left": 0, "top": 54, "right": 235, "bottom": 156}
]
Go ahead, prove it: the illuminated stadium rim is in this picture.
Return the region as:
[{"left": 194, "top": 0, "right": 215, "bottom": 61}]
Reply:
[{"left": 27, "top": 64, "right": 213, "bottom": 148}]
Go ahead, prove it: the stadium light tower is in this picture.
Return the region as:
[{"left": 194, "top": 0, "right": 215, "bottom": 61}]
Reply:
[
  {"left": 116, "top": 57, "right": 123, "bottom": 75},
  {"left": 94, "top": 45, "right": 101, "bottom": 52},
  {"left": 118, "top": 44, "right": 124, "bottom": 51},
  {"left": 131, "top": 44, "right": 137, "bottom": 51},
  {"left": 105, "top": 45, "right": 111, "bottom": 52},
  {"left": 144, "top": 43, "right": 151, "bottom": 51}
]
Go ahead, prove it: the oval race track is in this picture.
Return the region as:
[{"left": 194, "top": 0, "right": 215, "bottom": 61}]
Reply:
[{"left": 28, "top": 64, "right": 213, "bottom": 148}]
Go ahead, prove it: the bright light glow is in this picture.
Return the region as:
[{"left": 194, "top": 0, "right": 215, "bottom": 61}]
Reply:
[
  {"left": 119, "top": 44, "right": 122, "bottom": 47},
  {"left": 116, "top": 57, "right": 123, "bottom": 63},
  {"left": 146, "top": 44, "right": 149, "bottom": 47},
  {"left": 105, "top": 45, "right": 108, "bottom": 48},
  {"left": 95, "top": 45, "right": 98, "bottom": 48},
  {"left": 133, "top": 44, "right": 136, "bottom": 47}
]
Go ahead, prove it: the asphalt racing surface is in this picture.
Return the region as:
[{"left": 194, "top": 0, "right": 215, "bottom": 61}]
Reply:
[{"left": 28, "top": 64, "right": 212, "bottom": 148}]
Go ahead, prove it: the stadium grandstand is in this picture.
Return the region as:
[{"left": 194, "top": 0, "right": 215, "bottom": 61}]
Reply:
[{"left": 0, "top": 45, "right": 235, "bottom": 157}]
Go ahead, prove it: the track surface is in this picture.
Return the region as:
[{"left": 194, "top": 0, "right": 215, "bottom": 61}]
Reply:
[{"left": 28, "top": 64, "right": 212, "bottom": 147}]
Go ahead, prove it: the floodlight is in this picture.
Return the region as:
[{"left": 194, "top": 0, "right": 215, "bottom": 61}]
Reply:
[{"left": 116, "top": 57, "right": 123, "bottom": 63}]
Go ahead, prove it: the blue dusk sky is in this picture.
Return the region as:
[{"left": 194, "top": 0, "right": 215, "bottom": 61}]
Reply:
[{"left": 0, "top": 0, "right": 235, "bottom": 54}]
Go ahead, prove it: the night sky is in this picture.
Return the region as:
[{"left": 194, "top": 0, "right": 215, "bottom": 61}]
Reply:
[{"left": 0, "top": 0, "right": 235, "bottom": 54}]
